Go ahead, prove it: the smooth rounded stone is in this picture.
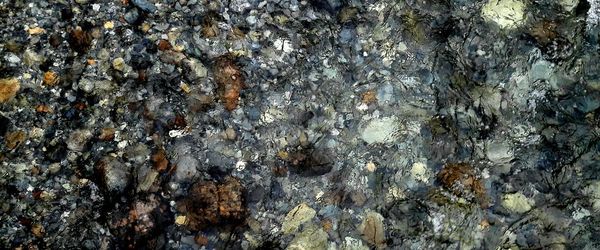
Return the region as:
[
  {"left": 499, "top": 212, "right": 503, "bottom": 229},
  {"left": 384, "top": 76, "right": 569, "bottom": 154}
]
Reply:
[
  {"left": 358, "top": 211, "right": 386, "bottom": 248},
  {"left": 66, "top": 129, "right": 93, "bottom": 152},
  {"left": 286, "top": 224, "right": 328, "bottom": 250},
  {"left": 481, "top": 0, "right": 526, "bottom": 30},
  {"left": 485, "top": 140, "right": 513, "bottom": 164},
  {"left": 282, "top": 203, "right": 316, "bottom": 234},
  {"left": 360, "top": 116, "right": 401, "bottom": 144},
  {"left": 124, "top": 9, "right": 140, "bottom": 24},
  {"left": 174, "top": 155, "right": 198, "bottom": 181},
  {"left": 132, "top": 0, "right": 157, "bottom": 13},
  {"left": 502, "top": 192, "right": 534, "bottom": 213}
]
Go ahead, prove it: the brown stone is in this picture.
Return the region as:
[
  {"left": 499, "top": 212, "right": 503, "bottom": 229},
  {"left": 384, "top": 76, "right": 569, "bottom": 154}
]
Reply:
[
  {"left": 68, "top": 26, "right": 93, "bottom": 53},
  {"left": 157, "top": 39, "right": 172, "bottom": 51},
  {"left": 361, "top": 89, "right": 377, "bottom": 104},
  {"left": 151, "top": 149, "right": 169, "bottom": 172},
  {"left": 0, "top": 78, "right": 20, "bottom": 103},
  {"left": 43, "top": 71, "right": 59, "bottom": 86},
  {"left": 213, "top": 55, "right": 245, "bottom": 111},
  {"left": 98, "top": 128, "right": 115, "bottom": 141},
  {"left": 178, "top": 177, "right": 246, "bottom": 231},
  {"left": 5, "top": 130, "right": 26, "bottom": 150}
]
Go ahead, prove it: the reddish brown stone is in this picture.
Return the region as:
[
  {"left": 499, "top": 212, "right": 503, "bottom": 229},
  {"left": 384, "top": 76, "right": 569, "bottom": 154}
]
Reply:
[
  {"left": 157, "top": 39, "right": 172, "bottom": 51},
  {"left": 213, "top": 55, "right": 245, "bottom": 111},
  {"left": 151, "top": 149, "right": 169, "bottom": 172}
]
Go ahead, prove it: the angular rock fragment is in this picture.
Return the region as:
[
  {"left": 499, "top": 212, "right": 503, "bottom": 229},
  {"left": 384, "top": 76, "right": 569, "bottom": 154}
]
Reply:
[
  {"left": 0, "top": 78, "right": 20, "bottom": 103},
  {"left": 96, "top": 157, "right": 130, "bottom": 194},
  {"left": 287, "top": 224, "right": 328, "bottom": 250},
  {"left": 282, "top": 203, "right": 316, "bottom": 234},
  {"left": 66, "top": 129, "right": 93, "bottom": 152}
]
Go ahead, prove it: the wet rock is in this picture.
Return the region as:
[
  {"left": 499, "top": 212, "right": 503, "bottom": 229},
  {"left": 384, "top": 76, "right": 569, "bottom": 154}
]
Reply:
[
  {"left": 502, "top": 192, "right": 534, "bottom": 213},
  {"left": 358, "top": 211, "right": 386, "bottom": 249},
  {"left": 173, "top": 155, "right": 198, "bottom": 181},
  {"left": 124, "top": 8, "right": 140, "bottom": 24},
  {"left": 213, "top": 55, "right": 245, "bottom": 111},
  {"left": 287, "top": 224, "right": 328, "bottom": 250},
  {"left": 5, "top": 130, "right": 26, "bottom": 150},
  {"left": 177, "top": 177, "right": 246, "bottom": 231},
  {"left": 282, "top": 203, "right": 317, "bottom": 234},
  {"left": 481, "top": 0, "right": 526, "bottom": 30},
  {"left": 132, "top": 0, "right": 157, "bottom": 13},
  {"left": 182, "top": 58, "right": 208, "bottom": 80},
  {"left": 96, "top": 157, "right": 130, "bottom": 193},
  {"left": 43, "top": 71, "right": 59, "bottom": 86},
  {"left": 360, "top": 116, "right": 402, "bottom": 144},
  {"left": 0, "top": 78, "right": 20, "bottom": 103},
  {"left": 437, "top": 163, "right": 488, "bottom": 207},
  {"left": 66, "top": 129, "right": 93, "bottom": 152}
]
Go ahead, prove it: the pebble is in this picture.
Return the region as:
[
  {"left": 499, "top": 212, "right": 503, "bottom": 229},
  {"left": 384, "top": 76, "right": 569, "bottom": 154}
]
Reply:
[
  {"left": 112, "top": 57, "right": 126, "bottom": 71},
  {"left": 0, "top": 78, "right": 20, "bottom": 103},
  {"left": 358, "top": 211, "right": 386, "bottom": 248},
  {"left": 66, "top": 129, "right": 93, "bottom": 152},
  {"left": 132, "top": 0, "right": 158, "bottom": 13},
  {"left": 282, "top": 203, "right": 316, "bottom": 234}
]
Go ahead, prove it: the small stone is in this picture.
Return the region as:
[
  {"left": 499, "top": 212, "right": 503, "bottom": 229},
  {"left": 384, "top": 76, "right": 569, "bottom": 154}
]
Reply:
[
  {"left": 103, "top": 21, "right": 114, "bottom": 29},
  {"left": 360, "top": 116, "right": 401, "bottom": 144},
  {"left": 5, "top": 130, "right": 26, "bottom": 150},
  {"left": 174, "top": 155, "right": 198, "bottom": 181},
  {"left": 410, "top": 162, "right": 430, "bottom": 183},
  {"left": 287, "top": 224, "right": 328, "bottom": 250},
  {"left": 112, "top": 57, "right": 126, "bottom": 71},
  {"left": 98, "top": 128, "right": 115, "bottom": 141},
  {"left": 358, "top": 211, "right": 386, "bottom": 248},
  {"left": 66, "top": 129, "right": 93, "bottom": 152},
  {"left": 96, "top": 157, "right": 130, "bottom": 193},
  {"left": 28, "top": 27, "right": 45, "bottom": 35},
  {"left": 481, "top": 0, "right": 526, "bottom": 30},
  {"left": 31, "top": 224, "right": 44, "bottom": 238},
  {"left": 124, "top": 9, "right": 140, "bottom": 24},
  {"left": 175, "top": 215, "right": 188, "bottom": 225},
  {"left": 183, "top": 58, "right": 208, "bottom": 80},
  {"left": 132, "top": 0, "right": 158, "bottom": 13},
  {"left": 157, "top": 39, "right": 172, "bottom": 51},
  {"left": 502, "top": 192, "right": 534, "bottom": 213},
  {"left": 365, "top": 161, "right": 377, "bottom": 172},
  {"left": 178, "top": 177, "right": 246, "bottom": 230},
  {"left": 160, "top": 50, "right": 186, "bottom": 65},
  {"left": 22, "top": 49, "right": 45, "bottom": 66},
  {"left": 0, "top": 78, "right": 20, "bottom": 103},
  {"left": 152, "top": 149, "right": 169, "bottom": 172},
  {"left": 361, "top": 90, "right": 377, "bottom": 105},
  {"left": 282, "top": 203, "right": 316, "bottom": 234},
  {"left": 341, "top": 237, "right": 369, "bottom": 250},
  {"left": 224, "top": 128, "right": 236, "bottom": 140},
  {"left": 43, "top": 71, "right": 59, "bottom": 86}
]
